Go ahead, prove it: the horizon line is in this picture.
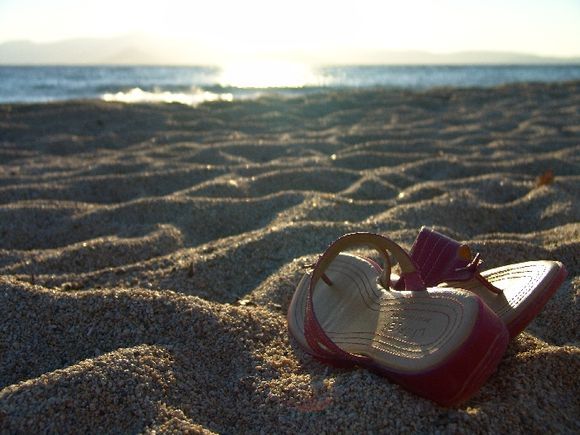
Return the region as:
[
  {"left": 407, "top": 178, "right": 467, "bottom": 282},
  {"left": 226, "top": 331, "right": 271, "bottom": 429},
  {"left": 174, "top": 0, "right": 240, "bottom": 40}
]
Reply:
[
  {"left": 2, "top": 61, "right": 580, "bottom": 67},
  {"left": 1, "top": 35, "right": 580, "bottom": 61}
]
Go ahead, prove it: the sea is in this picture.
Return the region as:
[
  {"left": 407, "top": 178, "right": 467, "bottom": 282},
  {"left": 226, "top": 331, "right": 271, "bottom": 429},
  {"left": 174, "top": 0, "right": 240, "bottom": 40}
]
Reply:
[{"left": 1, "top": 64, "right": 580, "bottom": 105}]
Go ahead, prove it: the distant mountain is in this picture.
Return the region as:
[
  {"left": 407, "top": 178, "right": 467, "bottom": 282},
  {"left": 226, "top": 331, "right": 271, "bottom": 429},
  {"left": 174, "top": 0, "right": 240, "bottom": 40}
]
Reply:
[
  {"left": 0, "top": 34, "right": 218, "bottom": 65},
  {"left": 0, "top": 35, "right": 579, "bottom": 65},
  {"left": 382, "top": 50, "right": 580, "bottom": 65},
  {"left": 307, "top": 48, "right": 580, "bottom": 65}
]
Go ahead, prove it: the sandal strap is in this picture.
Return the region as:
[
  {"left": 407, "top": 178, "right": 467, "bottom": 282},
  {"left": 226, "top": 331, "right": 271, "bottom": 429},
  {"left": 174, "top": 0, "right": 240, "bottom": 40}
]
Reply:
[
  {"left": 394, "top": 227, "right": 502, "bottom": 294},
  {"left": 303, "top": 232, "right": 425, "bottom": 363}
]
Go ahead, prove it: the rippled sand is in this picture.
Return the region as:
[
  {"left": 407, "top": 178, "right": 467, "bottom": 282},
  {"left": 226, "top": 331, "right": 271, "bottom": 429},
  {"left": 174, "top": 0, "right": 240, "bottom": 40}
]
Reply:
[{"left": 0, "top": 82, "right": 578, "bottom": 433}]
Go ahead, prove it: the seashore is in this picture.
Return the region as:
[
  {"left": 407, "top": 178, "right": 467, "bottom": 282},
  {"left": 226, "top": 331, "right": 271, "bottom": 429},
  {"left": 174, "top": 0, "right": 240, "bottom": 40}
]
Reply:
[{"left": 0, "top": 82, "right": 578, "bottom": 433}]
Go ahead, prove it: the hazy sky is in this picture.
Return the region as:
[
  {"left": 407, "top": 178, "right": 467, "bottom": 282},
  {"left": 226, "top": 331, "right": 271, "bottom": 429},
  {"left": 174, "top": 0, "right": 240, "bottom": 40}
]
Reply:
[{"left": 1, "top": 0, "right": 579, "bottom": 58}]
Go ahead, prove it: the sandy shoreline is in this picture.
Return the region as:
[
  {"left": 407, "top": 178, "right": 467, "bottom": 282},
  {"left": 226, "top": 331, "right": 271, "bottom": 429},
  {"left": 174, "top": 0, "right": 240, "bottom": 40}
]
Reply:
[{"left": 0, "top": 82, "right": 578, "bottom": 433}]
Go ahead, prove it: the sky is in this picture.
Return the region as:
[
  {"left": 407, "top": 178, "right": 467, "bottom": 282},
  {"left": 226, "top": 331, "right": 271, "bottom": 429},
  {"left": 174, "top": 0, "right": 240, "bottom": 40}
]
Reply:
[{"left": 0, "top": 0, "right": 579, "bottom": 62}]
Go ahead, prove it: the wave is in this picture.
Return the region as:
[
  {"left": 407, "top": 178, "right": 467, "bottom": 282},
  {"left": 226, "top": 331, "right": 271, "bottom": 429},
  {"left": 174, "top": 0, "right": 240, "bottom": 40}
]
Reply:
[
  {"left": 101, "top": 87, "right": 233, "bottom": 106},
  {"left": 3, "top": 65, "right": 580, "bottom": 105}
]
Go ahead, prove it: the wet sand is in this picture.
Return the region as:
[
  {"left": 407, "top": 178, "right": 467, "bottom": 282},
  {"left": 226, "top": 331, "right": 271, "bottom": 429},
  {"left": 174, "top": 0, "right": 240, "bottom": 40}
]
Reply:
[{"left": 0, "top": 81, "right": 578, "bottom": 433}]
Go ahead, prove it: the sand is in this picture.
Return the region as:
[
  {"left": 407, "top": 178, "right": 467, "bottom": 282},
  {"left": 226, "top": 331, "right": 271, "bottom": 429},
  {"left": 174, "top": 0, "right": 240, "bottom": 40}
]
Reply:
[{"left": 0, "top": 81, "right": 578, "bottom": 433}]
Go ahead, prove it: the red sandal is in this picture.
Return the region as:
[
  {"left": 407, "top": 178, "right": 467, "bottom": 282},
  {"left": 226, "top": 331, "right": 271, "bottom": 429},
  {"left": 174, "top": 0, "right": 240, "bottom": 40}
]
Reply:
[
  {"left": 288, "top": 232, "right": 509, "bottom": 406},
  {"left": 394, "top": 227, "right": 568, "bottom": 338}
]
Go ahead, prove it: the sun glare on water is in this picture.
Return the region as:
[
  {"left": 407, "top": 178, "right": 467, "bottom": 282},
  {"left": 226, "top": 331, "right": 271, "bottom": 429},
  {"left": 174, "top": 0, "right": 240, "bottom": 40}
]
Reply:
[{"left": 218, "top": 61, "right": 320, "bottom": 88}]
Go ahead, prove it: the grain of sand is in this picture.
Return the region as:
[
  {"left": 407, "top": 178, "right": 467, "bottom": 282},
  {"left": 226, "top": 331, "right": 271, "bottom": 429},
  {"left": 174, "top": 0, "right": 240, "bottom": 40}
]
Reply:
[{"left": 0, "top": 82, "right": 579, "bottom": 433}]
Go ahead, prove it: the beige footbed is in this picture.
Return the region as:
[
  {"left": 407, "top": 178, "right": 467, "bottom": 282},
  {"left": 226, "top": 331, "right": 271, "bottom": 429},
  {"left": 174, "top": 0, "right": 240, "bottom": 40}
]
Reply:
[
  {"left": 442, "top": 260, "right": 563, "bottom": 325},
  {"left": 288, "top": 253, "right": 481, "bottom": 373}
]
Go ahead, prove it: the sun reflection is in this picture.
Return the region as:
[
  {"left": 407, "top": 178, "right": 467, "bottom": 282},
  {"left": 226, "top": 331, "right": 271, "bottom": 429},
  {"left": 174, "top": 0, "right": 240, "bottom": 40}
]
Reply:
[{"left": 218, "top": 61, "right": 319, "bottom": 88}]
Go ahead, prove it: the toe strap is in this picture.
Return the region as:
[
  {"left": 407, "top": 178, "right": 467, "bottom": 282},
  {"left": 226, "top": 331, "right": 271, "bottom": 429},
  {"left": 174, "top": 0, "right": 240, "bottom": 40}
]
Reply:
[{"left": 303, "top": 232, "right": 425, "bottom": 363}]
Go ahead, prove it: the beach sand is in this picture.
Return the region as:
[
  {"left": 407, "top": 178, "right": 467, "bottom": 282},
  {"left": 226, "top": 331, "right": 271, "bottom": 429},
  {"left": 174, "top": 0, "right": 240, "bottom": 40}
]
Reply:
[{"left": 0, "top": 81, "right": 578, "bottom": 433}]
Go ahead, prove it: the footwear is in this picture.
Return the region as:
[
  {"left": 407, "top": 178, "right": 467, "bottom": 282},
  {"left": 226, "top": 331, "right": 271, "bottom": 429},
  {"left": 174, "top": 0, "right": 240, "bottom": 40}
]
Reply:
[
  {"left": 394, "top": 227, "right": 568, "bottom": 338},
  {"left": 287, "top": 232, "right": 509, "bottom": 406}
]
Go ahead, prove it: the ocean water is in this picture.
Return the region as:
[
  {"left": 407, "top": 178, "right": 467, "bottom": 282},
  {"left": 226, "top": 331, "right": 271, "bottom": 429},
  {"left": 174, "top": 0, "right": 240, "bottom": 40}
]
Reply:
[{"left": 1, "top": 64, "right": 580, "bottom": 105}]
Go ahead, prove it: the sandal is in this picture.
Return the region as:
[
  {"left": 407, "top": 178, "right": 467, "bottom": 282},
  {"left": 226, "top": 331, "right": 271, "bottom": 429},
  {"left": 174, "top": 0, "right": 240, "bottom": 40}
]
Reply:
[
  {"left": 394, "top": 227, "right": 568, "bottom": 338},
  {"left": 287, "top": 232, "right": 509, "bottom": 406}
]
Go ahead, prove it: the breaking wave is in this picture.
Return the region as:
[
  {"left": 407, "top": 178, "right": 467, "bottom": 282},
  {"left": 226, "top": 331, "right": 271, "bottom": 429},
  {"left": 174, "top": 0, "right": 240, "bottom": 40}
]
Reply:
[{"left": 102, "top": 87, "right": 233, "bottom": 106}]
